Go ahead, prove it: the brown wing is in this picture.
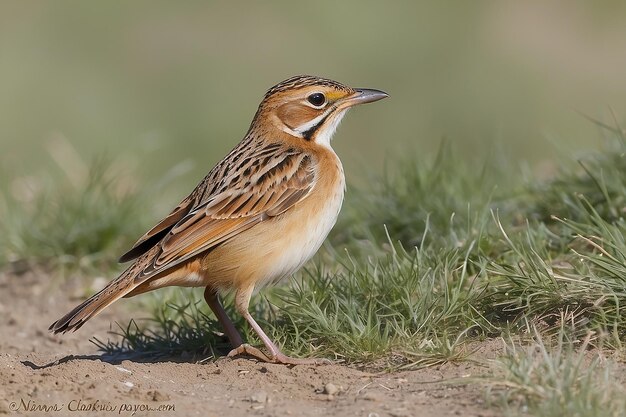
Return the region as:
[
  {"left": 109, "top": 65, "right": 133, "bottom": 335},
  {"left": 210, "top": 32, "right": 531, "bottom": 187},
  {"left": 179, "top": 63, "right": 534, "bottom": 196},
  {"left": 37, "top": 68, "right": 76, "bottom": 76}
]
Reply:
[
  {"left": 118, "top": 196, "right": 195, "bottom": 262},
  {"left": 133, "top": 150, "right": 316, "bottom": 283}
]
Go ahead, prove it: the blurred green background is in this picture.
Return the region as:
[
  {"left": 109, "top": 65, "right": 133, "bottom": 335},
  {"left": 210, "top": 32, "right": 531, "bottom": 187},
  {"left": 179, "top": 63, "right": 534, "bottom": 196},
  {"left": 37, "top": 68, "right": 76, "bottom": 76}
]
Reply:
[{"left": 2, "top": 1, "right": 626, "bottom": 194}]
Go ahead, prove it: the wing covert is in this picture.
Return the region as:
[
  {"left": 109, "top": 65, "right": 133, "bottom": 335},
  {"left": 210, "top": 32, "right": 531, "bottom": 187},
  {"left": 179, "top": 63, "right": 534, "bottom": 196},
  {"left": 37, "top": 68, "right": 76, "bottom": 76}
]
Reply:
[{"left": 132, "top": 149, "right": 316, "bottom": 282}]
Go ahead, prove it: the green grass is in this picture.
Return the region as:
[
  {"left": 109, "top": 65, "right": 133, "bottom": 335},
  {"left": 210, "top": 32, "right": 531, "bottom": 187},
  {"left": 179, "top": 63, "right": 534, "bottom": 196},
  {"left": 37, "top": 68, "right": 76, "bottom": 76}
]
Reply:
[
  {"left": 0, "top": 153, "right": 188, "bottom": 274},
  {"left": 487, "top": 328, "right": 626, "bottom": 417},
  {"left": 0, "top": 157, "right": 142, "bottom": 272},
  {"left": 526, "top": 132, "right": 626, "bottom": 224},
  {"left": 330, "top": 140, "right": 511, "bottom": 252}
]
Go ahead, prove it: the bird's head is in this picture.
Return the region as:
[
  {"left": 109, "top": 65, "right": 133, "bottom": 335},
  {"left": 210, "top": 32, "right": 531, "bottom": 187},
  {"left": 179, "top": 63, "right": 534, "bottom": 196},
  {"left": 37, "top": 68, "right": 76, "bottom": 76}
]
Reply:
[{"left": 253, "top": 75, "right": 388, "bottom": 146}]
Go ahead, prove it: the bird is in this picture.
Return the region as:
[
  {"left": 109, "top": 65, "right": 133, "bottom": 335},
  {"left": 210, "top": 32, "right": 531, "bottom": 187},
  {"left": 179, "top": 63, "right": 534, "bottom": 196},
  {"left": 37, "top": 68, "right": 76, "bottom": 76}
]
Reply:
[{"left": 49, "top": 75, "right": 388, "bottom": 365}]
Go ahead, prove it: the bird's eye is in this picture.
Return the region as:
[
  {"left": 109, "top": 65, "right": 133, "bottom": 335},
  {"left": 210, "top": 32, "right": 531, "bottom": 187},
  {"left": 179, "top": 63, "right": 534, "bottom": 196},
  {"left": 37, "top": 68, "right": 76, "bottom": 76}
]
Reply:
[{"left": 307, "top": 93, "right": 326, "bottom": 107}]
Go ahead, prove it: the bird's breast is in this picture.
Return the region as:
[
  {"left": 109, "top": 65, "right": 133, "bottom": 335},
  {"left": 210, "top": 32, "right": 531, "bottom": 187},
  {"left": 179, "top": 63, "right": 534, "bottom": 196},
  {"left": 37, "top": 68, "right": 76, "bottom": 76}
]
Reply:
[
  {"left": 253, "top": 152, "right": 345, "bottom": 287},
  {"left": 204, "top": 152, "right": 345, "bottom": 290}
]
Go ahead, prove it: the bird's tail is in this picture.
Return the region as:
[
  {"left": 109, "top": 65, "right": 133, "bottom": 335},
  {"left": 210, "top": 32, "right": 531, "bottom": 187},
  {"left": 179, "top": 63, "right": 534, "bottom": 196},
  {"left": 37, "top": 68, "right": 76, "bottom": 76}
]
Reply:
[{"left": 49, "top": 269, "right": 137, "bottom": 334}]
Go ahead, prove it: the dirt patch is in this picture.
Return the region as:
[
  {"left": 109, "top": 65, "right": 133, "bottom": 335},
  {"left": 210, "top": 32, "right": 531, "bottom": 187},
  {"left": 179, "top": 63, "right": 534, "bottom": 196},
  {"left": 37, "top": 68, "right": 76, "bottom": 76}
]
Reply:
[{"left": 0, "top": 271, "right": 501, "bottom": 417}]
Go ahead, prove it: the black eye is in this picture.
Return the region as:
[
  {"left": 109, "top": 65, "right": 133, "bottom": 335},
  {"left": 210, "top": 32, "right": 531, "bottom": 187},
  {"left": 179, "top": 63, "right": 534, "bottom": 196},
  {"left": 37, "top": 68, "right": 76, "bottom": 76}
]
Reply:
[{"left": 307, "top": 93, "right": 326, "bottom": 107}]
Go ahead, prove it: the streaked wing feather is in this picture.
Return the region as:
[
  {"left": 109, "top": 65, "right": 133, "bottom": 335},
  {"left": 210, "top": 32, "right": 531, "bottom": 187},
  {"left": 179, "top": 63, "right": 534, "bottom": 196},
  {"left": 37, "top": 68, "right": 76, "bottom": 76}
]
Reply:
[
  {"left": 118, "top": 196, "right": 195, "bottom": 262},
  {"left": 136, "top": 216, "right": 260, "bottom": 282},
  {"left": 131, "top": 148, "right": 316, "bottom": 283}
]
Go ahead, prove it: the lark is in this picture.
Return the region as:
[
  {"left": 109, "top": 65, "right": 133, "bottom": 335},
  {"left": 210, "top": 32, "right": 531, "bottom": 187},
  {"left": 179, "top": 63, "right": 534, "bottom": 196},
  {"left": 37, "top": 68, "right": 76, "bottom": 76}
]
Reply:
[{"left": 50, "top": 75, "right": 388, "bottom": 364}]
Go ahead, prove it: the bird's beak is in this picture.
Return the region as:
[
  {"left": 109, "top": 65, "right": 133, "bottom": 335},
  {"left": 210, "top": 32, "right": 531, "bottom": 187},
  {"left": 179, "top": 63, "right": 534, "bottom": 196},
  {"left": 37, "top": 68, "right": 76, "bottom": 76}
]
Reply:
[{"left": 341, "top": 88, "right": 389, "bottom": 108}]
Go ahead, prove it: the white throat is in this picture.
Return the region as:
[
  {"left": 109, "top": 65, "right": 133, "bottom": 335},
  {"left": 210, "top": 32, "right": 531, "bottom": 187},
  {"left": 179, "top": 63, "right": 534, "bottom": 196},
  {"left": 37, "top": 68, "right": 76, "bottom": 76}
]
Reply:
[{"left": 306, "top": 108, "right": 349, "bottom": 147}]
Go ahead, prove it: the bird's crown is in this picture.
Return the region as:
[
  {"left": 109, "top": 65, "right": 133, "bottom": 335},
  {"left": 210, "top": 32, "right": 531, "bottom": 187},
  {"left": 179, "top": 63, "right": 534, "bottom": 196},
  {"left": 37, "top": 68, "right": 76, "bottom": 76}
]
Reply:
[{"left": 263, "top": 75, "right": 353, "bottom": 101}]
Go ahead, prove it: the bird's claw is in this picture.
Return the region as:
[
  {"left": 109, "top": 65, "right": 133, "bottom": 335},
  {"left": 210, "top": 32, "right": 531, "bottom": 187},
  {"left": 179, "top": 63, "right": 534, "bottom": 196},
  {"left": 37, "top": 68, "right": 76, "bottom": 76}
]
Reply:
[{"left": 227, "top": 344, "right": 332, "bottom": 365}]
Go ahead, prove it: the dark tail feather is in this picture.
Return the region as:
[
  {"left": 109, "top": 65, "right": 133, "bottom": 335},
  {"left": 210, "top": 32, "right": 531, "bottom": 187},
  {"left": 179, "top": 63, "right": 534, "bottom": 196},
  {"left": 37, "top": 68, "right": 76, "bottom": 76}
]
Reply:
[{"left": 49, "top": 275, "right": 135, "bottom": 334}]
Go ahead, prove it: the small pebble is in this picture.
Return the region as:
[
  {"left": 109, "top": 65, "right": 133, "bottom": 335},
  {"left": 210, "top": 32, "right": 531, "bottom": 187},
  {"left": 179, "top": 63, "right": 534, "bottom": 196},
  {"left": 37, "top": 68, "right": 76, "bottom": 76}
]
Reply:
[
  {"left": 115, "top": 366, "right": 132, "bottom": 374},
  {"left": 323, "top": 383, "right": 340, "bottom": 396}
]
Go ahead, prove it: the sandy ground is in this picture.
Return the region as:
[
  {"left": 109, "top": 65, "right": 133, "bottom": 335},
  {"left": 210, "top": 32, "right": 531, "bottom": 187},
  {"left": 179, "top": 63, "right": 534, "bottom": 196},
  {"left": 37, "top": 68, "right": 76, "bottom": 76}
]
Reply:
[{"left": 0, "top": 270, "right": 502, "bottom": 417}]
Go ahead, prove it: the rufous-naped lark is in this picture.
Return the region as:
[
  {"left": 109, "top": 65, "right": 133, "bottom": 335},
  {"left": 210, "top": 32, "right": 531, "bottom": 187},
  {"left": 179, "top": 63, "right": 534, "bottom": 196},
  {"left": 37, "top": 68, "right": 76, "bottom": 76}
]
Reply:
[{"left": 50, "top": 75, "right": 388, "bottom": 364}]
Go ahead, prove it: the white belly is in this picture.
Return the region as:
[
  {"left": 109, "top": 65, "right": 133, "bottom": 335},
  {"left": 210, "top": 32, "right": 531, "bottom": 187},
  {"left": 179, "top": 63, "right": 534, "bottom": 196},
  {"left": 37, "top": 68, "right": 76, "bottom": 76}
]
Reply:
[{"left": 257, "top": 177, "right": 345, "bottom": 287}]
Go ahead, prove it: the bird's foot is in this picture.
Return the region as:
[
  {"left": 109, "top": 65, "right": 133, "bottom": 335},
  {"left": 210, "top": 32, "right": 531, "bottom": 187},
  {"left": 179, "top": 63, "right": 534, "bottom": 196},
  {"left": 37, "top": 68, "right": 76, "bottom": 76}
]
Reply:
[
  {"left": 227, "top": 344, "right": 331, "bottom": 365},
  {"left": 227, "top": 344, "right": 272, "bottom": 362}
]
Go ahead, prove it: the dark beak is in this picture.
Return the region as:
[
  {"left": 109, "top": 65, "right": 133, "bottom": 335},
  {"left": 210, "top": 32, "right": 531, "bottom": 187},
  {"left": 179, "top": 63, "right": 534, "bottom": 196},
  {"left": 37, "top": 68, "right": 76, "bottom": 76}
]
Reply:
[{"left": 343, "top": 88, "right": 389, "bottom": 107}]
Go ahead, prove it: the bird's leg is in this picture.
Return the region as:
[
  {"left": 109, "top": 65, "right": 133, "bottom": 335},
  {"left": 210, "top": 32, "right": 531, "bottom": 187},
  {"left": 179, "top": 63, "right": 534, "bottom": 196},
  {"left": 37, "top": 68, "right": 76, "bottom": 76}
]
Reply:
[
  {"left": 227, "top": 286, "right": 329, "bottom": 365},
  {"left": 203, "top": 287, "right": 244, "bottom": 348},
  {"left": 204, "top": 287, "right": 270, "bottom": 361}
]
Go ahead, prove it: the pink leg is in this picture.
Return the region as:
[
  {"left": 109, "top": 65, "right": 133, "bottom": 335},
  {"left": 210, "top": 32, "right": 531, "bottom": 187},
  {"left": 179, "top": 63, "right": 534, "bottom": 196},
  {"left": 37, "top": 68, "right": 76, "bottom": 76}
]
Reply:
[
  {"left": 227, "top": 285, "right": 330, "bottom": 365},
  {"left": 204, "top": 287, "right": 269, "bottom": 361}
]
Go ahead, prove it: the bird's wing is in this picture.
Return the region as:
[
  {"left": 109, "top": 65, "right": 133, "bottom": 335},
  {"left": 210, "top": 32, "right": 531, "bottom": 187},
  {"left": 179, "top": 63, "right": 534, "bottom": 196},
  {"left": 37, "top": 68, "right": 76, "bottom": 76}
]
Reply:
[
  {"left": 118, "top": 196, "right": 196, "bottom": 262},
  {"left": 130, "top": 147, "right": 316, "bottom": 283}
]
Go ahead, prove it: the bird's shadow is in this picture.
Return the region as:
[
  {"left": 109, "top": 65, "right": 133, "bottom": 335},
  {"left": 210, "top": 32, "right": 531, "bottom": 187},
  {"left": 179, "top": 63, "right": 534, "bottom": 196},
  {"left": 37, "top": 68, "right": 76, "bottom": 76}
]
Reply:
[
  {"left": 21, "top": 350, "right": 221, "bottom": 370},
  {"left": 24, "top": 305, "right": 243, "bottom": 370},
  {"left": 22, "top": 354, "right": 117, "bottom": 370}
]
